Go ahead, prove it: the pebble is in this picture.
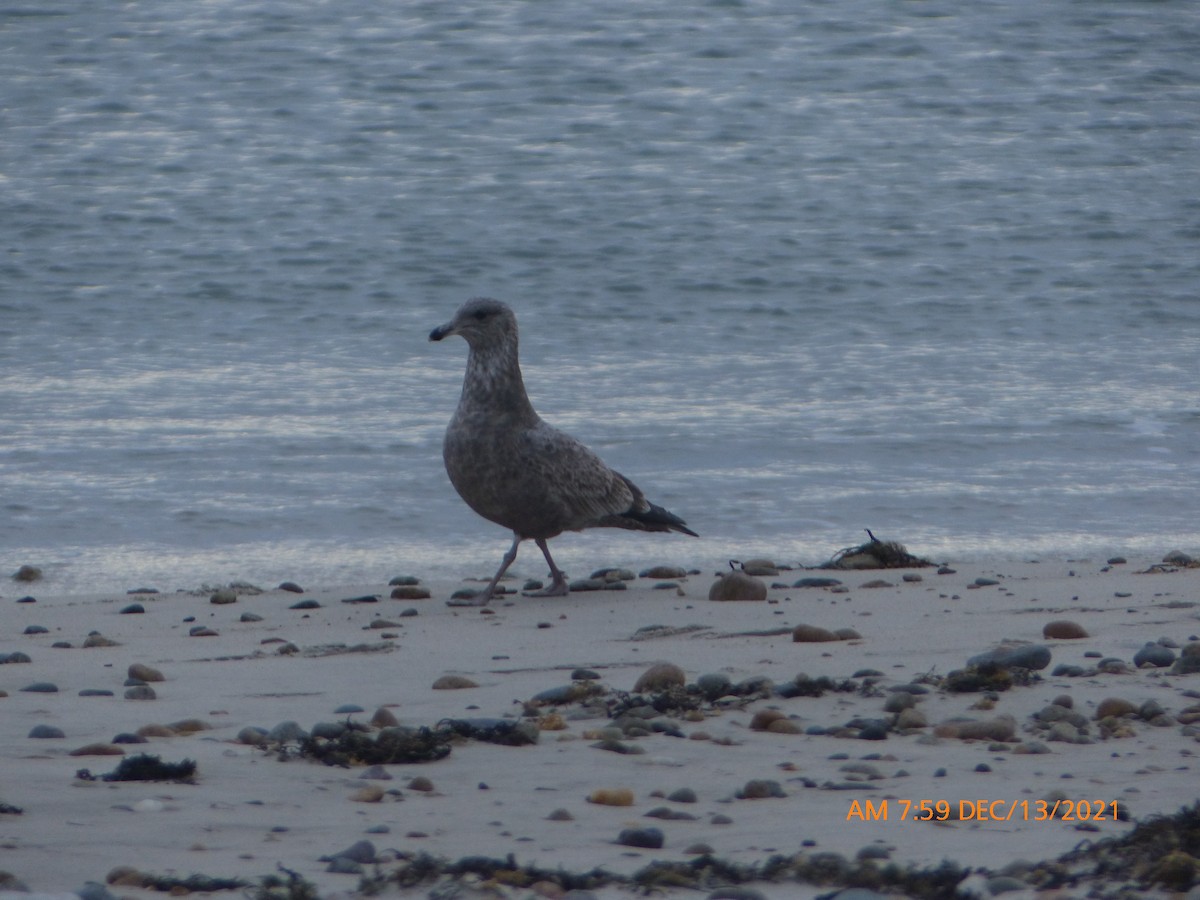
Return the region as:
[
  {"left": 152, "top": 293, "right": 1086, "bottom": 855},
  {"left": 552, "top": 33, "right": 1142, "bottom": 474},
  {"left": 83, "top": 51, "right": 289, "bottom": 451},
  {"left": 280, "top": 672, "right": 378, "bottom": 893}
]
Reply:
[
  {"left": 640, "top": 565, "right": 687, "bottom": 579},
  {"left": 325, "top": 839, "right": 377, "bottom": 864},
  {"left": 128, "top": 663, "right": 164, "bottom": 683},
  {"left": 934, "top": 715, "right": 1016, "bottom": 742},
  {"left": 696, "top": 672, "right": 733, "bottom": 701},
  {"left": 371, "top": 707, "right": 400, "bottom": 728},
  {"left": 390, "top": 585, "right": 431, "bottom": 600},
  {"left": 967, "top": 643, "right": 1051, "bottom": 671},
  {"left": 289, "top": 599, "right": 322, "bottom": 610},
  {"left": 29, "top": 724, "right": 65, "bottom": 739},
  {"left": 237, "top": 726, "right": 269, "bottom": 746},
  {"left": 547, "top": 808, "right": 574, "bottom": 821},
  {"left": 667, "top": 787, "right": 698, "bottom": 803},
  {"left": 1043, "top": 620, "right": 1088, "bottom": 639},
  {"left": 633, "top": 662, "right": 686, "bottom": 692},
  {"left": 896, "top": 708, "right": 927, "bottom": 729},
  {"left": 69, "top": 743, "right": 125, "bottom": 756},
  {"left": 350, "top": 785, "right": 383, "bottom": 803},
  {"left": 12, "top": 564, "right": 42, "bottom": 582},
  {"left": 793, "top": 577, "right": 843, "bottom": 588},
  {"left": 189, "top": 626, "right": 219, "bottom": 637},
  {"left": 740, "top": 559, "right": 779, "bottom": 576},
  {"left": 432, "top": 675, "right": 478, "bottom": 690},
  {"left": 112, "top": 733, "right": 147, "bottom": 744},
  {"left": 587, "top": 788, "right": 634, "bottom": 806},
  {"left": 591, "top": 567, "right": 636, "bottom": 582},
  {"left": 119, "top": 603, "right": 145, "bottom": 614},
  {"left": 736, "top": 779, "right": 786, "bottom": 799},
  {"left": 708, "top": 569, "right": 767, "bottom": 602},
  {"left": 23, "top": 625, "right": 49, "bottom": 634},
  {"left": 1133, "top": 643, "right": 1176, "bottom": 668},
  {"left": 20, "top": 682, "right": 58, "bottom": 693},
  {"left": 312, "top": 722, "right": 347, "bottom": 740},
  {"left": 617, "top": 826, "right": 664, "bottom": 849},
  {"left": 278, "top": 581, "right": 305, "bottom": 593},
  {"left": 792, "top": 624, "right": 839, "bottom": 643},
  {"left": 0, "top": 651, "right": 32, "bottom": 664},
  {"left": 268, "top": 721, "right": 309, "bottom": 743},
  {"left": 82, "top": 634, "right": 120, "bottom": 648},
  {"left": 79, "top": 689, "right": 114, "bottom": 697},
  {"left": 1095, "top": 697, "right": 1137, "bottom": 719},
  {"left": 124, "top": 686, "right": 157, "bottom": 700},
  {"left": 240, "top": 612, "right": 264, "bottom": 623}
]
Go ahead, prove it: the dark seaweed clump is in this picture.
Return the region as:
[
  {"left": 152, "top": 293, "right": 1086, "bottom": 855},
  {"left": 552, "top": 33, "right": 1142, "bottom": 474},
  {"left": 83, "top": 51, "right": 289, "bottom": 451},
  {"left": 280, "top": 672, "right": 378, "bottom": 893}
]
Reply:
[
  {"left": 76, "top": 754, "right": 197, "bottom": 783},
  {"left": 298, "top": 726, "right": 451, "bottom": 767},
  {"left": 358, "top": 850, "right": 971, "bottom": 899},
  {"left": 821, "top": 531, "right": 934, "bottom": 570},
  {"left": 1027, "top": 802, "right": 1200, "bottom": 894}
]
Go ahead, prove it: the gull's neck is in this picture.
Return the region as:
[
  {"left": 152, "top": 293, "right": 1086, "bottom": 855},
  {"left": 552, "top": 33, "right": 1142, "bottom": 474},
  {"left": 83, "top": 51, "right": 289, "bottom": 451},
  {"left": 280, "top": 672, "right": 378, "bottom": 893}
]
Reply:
[{"left": 457, "top": 333, "right": 539, "bottom": 427}]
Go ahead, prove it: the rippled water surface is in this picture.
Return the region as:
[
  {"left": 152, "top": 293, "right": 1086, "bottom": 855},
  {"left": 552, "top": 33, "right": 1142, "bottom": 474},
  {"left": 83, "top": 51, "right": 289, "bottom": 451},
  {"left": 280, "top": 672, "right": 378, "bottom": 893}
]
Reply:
[{"left": 3, "top": 2, "right": 1198, "bottom": 593}]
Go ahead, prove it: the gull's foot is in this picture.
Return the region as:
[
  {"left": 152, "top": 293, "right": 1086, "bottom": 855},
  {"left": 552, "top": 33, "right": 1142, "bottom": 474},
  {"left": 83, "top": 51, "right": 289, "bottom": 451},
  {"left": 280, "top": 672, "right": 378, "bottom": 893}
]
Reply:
[{"left": 522, "top": 576, "right": 570, "bottom": 598}]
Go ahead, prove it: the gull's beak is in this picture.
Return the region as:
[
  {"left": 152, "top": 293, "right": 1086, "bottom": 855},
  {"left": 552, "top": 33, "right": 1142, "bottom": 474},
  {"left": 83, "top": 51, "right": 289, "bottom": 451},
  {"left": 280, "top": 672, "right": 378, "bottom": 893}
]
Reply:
[{"left": 429, "top": 320, "right": 455, "bottom": 342}]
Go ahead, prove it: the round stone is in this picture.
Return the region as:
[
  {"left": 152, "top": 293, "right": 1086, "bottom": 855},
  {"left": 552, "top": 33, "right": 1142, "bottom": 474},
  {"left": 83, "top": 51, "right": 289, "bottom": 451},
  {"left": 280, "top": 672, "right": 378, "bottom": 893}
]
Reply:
[
  {"left": 633, "top": 663, "right": 686, "bottom": 693},
  {"left": 1043, "top": 620, "right": 1088, "bottom": 639}
]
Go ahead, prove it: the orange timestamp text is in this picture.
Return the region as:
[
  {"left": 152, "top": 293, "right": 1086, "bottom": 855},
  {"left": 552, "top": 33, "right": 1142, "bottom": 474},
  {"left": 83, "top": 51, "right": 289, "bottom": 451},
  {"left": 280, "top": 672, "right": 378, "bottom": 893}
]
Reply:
[{"left": 846, "top": 798, "right": 1120, "bottom": 822}]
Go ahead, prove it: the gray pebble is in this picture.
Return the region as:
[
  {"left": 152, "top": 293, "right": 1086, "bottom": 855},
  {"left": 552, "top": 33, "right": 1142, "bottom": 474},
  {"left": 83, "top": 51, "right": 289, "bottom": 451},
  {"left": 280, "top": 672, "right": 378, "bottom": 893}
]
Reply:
[
  {"left": 696, "top": 673, "right": 733, "bottom": 701},
  {"left": 617, "top": 826, "right": 664, "bottom": 849},
  {"left": 968, "top": 644, "right": 1051, "bottom": 671},
  {"left": 112, "top": 733, "right": 147, "bottom": 744},
  {"left": 792, "top": 577, "right": 842, "bottom": 588},
  {"left": 29, "top": 724, "right": 65, "bottom": 739},
  {"left": 78, "top": 689, "right": 114, "bottom": 697},
  {"left": 0, "top": 652, "right": 32, "bottom": 664},
  {"left": 124, "top": 685, "right": 156, "bottom": 700},
  {"left": 237, "top": 726, "right": 269, "bottom": 746},
  {"left": 324, "top": 839, "right": 376, "bottom": 863},
  {"left": 289, "top": 599, "right": 322, "bottom": 610},
  {"left": 240, "top": 612, "right": 264, "bottom": 623},
  {"left": 1133, "top": 643, "right": 1176, "bottom": 668},
  {"left": 667, "top": 787, "right": 698, "bottom": 803},
  {"left": 334, "top": 704, "right": 365, "bottom": 714},
  {"left": 20, "top": 682, "right": 58, "bottom": 693},
  {"left": 311, "top": 722, "right": 347, "bottom": 740},
  {"left": 119, "top": 603, "right": 145, "bottom": 614},
  {"left": 23, "top": 625, "right": 49, "bottom": 634},
  {"left": 76, "top": 882, "right": 118, "bottom": 900},
  {"left": 268, "top": 721, "right": 309, "bottom": 743}
]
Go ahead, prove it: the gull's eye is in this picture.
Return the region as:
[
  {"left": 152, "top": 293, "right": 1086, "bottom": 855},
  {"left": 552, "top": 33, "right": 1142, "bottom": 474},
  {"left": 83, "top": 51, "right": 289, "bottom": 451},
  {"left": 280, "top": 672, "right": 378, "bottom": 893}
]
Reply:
[{"left": 473, "top": 309, "right": 490, "bottom": 321}]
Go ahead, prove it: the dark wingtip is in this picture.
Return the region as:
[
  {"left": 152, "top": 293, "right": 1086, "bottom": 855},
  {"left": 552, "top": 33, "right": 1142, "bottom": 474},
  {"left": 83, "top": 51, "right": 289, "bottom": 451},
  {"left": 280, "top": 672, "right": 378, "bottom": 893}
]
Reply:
[{"left": 627, "top": 502, "right": 697, "bottom": 537}]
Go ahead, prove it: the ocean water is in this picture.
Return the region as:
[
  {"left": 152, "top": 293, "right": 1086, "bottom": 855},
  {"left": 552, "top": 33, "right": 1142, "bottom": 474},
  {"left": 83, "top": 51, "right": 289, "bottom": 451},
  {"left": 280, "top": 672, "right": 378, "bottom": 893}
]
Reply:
[{"left": 2, "top": 1, "right": 1199, "bottom": 595}]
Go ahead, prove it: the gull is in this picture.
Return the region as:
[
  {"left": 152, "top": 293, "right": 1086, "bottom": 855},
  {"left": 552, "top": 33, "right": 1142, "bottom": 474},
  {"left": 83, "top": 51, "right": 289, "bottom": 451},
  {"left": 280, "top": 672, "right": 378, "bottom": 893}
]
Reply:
[{"left": 429, "top": 297, "right": 697, "bottom": 605}]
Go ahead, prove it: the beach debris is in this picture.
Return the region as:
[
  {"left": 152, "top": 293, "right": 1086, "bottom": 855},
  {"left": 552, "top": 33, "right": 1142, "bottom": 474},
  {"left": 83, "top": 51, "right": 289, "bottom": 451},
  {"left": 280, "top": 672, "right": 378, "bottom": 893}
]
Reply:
[
  {"left": 76, "top": 754, "right": 197, "bottom": 783},
  {"left": 297, "top": 725, "right": 452, "bottom": 766},
  {"left": 821, "top": 530, "right": 934, "bottom": 570},
  {"left": 438, "top": 718, "right": 539, "bottom": 746},
  {"left": 709, "top": 561, "right": 768, "bottom": 602},
  {"left": 106, "top": 869, "right": 249, "bottom": 893}
]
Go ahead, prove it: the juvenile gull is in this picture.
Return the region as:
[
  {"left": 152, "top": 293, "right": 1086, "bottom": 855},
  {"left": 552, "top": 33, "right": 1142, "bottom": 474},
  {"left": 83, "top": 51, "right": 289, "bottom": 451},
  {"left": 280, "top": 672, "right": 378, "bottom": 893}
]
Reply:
[{"left": 430, "top": 297, "right": 697, "bottom": 606}]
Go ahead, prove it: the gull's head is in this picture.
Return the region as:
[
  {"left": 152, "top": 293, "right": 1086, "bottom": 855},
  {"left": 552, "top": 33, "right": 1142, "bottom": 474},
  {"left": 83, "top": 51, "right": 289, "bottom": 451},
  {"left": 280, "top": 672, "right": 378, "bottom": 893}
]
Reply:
[{"left": 429, "top": 297, "right": 517, "bottom": 348}]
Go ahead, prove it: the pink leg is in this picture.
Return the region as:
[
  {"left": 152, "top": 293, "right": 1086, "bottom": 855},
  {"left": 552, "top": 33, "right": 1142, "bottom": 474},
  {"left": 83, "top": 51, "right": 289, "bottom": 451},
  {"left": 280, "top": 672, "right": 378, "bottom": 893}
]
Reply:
[
  {"left": 523, "top": 537, "right": 569, "bottom": 597},
  {"left": 447, "top": 534, "right": 521, "bottom": 607}
]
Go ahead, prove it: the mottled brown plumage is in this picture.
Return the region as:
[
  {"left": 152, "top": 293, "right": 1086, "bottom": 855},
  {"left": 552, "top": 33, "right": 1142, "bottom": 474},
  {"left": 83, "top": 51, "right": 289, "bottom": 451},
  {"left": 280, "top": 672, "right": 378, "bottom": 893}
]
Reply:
[{"left": 429, "top": 297, "right": 696, "bottom": 605}]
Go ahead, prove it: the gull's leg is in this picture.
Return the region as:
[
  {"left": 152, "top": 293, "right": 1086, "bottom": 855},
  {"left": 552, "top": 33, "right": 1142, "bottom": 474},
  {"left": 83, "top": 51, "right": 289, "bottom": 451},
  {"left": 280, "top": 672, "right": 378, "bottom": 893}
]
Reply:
[
  {"left": 448, "top": 533, "right": 521, "bottom": 607},
  {"left": 523, "top": 537, "right": 570, "bottom": 597}
]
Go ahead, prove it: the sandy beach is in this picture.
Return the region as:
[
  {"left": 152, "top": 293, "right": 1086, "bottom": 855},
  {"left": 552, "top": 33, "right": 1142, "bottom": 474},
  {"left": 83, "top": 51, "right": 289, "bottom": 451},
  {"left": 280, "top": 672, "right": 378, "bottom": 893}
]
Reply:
[{"left": 2, "top": 549, "right": 1199, "bottom": 899}]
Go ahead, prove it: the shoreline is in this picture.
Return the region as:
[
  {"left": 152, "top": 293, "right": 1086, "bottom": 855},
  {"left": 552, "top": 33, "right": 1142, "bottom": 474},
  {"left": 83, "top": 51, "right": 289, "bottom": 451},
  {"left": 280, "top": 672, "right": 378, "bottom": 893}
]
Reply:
[{"left": 2, "top": 550, "right": 1199, "bottom": 898}]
